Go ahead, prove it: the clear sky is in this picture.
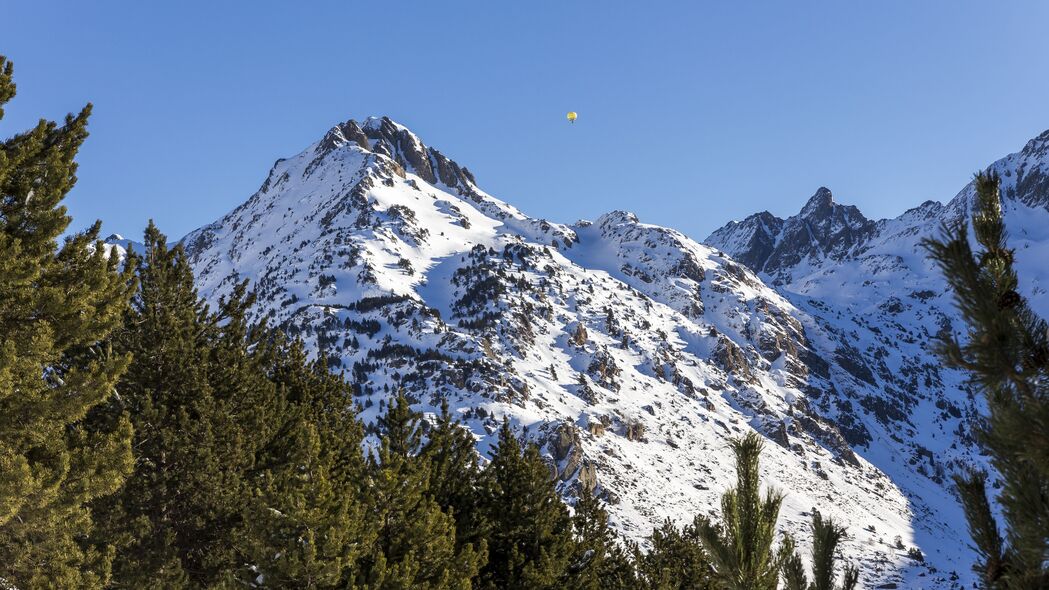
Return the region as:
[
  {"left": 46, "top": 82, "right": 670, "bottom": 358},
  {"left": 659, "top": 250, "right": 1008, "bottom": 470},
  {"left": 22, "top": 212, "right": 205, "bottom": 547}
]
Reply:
[{"left": 3, "top": 1, "right": 1049, "bottom": 242}]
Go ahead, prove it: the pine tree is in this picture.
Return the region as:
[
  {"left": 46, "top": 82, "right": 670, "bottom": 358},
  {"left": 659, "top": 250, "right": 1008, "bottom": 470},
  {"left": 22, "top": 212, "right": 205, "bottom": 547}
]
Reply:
[
  {"left": 421, "top": 400, "right": 488, "bottom": 554},
  {"left": 477, "top": 420, "right": 574, "bottom": 590},
  {"left": 629, "top": 516, "right": 713, "bottom": 583},
  {"left": 358, "top": 393, "right": 482, "bottom": 589},
  {"left": 924, "top": 172, "right": 1049, "bottom": 587},
  {"left": 0, "top": 55, "right": 136, "bottom": 588},
  {"left": 635, "top": 518, "right": 716, "bottom": 590},
  {"left": 88, "top": 224, "right": 285, "bottom": 587},
  {"left": 696, "top": 432, "right": 791, "bottom": 590},
  {"left": 563, "top": 487, "right": 637, "bottom": 590},
  {"left": 781, "top": 511, "right": 859, "bottom": 590},
  {"left": 236, "top": 339, "right": 374, "bottom": 588}
]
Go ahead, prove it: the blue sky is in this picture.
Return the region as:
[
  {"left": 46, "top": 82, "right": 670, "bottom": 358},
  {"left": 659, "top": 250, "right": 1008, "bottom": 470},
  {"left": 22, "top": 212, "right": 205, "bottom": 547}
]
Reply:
[{"left": 3, "top": 1, "right": 1048, "bottom": 241}]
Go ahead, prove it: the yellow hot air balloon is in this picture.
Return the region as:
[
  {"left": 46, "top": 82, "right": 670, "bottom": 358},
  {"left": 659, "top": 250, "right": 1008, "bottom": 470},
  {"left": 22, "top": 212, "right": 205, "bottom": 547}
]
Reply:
[{"left": 567, "top": 111, "right": 577, "bottom": 124}]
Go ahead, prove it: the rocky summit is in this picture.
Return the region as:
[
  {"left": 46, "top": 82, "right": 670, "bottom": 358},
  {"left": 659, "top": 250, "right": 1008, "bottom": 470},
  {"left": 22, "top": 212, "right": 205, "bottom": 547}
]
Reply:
[{"left": 109, "top": 116, "right": 1049, "bottom": 588}]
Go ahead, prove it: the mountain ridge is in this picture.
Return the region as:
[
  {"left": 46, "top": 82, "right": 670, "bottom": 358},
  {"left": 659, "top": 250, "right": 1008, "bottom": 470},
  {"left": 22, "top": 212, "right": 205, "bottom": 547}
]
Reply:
[{"left": 707, "top": 126, "right": 1049, "bottom": 285}]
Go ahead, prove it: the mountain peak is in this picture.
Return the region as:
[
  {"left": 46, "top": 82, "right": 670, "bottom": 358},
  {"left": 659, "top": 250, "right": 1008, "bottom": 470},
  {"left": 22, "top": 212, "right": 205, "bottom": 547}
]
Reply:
[
  {"left": 360, "top": 115, "right": 418, "bottom": 143},
  {"left": 800, "top": 187, "right": 835, "bottom": 218},
  {"left": 1015, "top": 127, "right": 1049, "bottom": 173},
  {"left": 362, "top": 115, "right": 400, "bottom": 131},
  {"left": 1025, "top": 127, "right": 1049, "bottom": 149},
  {"left": 706, "top": 186, "right": 874, "bottom": 276},
  {"left": 595, "top": 210, "right": 641, "bottom": 227},
  {"left": 310, "top": 115, "right": 482, "bottom": 198},
  {"left": 101, "top": 233, "right": 145, "bottom": 260},
  {"left": 954, "top": 126, "right": 1049, "bottom": 212}
]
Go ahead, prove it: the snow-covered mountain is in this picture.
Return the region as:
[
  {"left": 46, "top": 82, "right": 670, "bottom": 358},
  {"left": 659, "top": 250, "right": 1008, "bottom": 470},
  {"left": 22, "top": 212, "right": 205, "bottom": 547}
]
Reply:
[
  {"left": 115, "top": 117, "right": 1049, "bottom": 588},
  {"left": 100, "top": 233, "right": 144, "bottom": 260},
  {"left": 706, "top": 129, "right": 1049, "bottom": 587}
]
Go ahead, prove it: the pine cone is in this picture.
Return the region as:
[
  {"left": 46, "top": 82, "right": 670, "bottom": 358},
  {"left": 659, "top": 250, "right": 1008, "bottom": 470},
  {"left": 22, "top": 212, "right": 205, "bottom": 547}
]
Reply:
[{"left": 997, "top": 290, "right": 1021, "bottom": 310}]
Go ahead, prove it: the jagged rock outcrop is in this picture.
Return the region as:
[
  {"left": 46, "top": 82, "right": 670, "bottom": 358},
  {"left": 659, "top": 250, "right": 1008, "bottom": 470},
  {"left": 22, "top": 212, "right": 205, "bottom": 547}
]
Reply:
[{"left": 707, "top": 187, "right": 876, "bottom": 281}]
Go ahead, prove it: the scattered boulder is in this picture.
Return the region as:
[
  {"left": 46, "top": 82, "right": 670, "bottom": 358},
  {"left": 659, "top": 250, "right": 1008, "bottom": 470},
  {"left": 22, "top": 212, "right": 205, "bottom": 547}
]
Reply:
[
  {"left": 577, "top": 461, "right": 598, "bottom": 493},
  {"left": 570, "top": 322, "right": 588, "bottom": 347},
  {"left": 712, "top": 336, "right": 754, "bottom": 383},
  {"left": 624, "top": 420, "right": 646, "bottom": 442}
]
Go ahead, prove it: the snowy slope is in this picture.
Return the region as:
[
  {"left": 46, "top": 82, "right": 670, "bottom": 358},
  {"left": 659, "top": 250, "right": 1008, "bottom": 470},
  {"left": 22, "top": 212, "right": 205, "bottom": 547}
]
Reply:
[
  {"left": 707, "top": 128, "right": 1049, "bottom": 588},
  {"left": 115, "top": 117, "right": 1049, "bottom": 589}
]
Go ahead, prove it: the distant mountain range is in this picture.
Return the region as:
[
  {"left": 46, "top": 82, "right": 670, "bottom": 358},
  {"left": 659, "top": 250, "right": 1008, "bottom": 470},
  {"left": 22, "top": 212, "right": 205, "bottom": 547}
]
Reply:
[{"left": 109, "top": 117, "right": 1049, "bottom": 589}]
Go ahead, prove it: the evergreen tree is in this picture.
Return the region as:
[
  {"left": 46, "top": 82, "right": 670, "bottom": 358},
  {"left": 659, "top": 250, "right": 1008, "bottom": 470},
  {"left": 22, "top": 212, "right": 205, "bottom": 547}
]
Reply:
[
  {"left": 781, "top": 511, "right": 858, "bottom": 590},
  {"left": 477, "top": 420, "right": 574, "bottom": 590},
  {"left": 88, "top": 224, "right": 284, "bottom": 587},
  {"left": 358, "top": 393, "right": 482, "bottom": 589},
  {"left": 236, "top": 340, "right": 374, "bottom": 588},
  {"left": 563, "top": 487, "right": 637, "bottom": 590},
  {"left": 696, "top": 432, "right": 791, "bottom": 590},
  {"left": 924, "top": 172, "right": 1049, "bottom": 588},
  {"left": 0, "top": 55, "right": 136, "bottom": 588},
  {"left": 421, "top": 400, "right": 488, "bottom": 553},
  {"left": 782, "top": 549, "right": 807, "bottom": 590},
  {"left": 635, "top": 518, "right": 715, "bottom": 590}
]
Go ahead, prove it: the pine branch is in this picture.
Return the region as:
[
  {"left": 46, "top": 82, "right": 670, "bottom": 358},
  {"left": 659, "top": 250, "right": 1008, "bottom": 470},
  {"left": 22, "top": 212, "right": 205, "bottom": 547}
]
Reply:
[
  {"left": 926, "top": 172, "right": 1049, "bottom": 586},
  {"left": 954, "top": 472, "right": 1006, "bottom": 584}
]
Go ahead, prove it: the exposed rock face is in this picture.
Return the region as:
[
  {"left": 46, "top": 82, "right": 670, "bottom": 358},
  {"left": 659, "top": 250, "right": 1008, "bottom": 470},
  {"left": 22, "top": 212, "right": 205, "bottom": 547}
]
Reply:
[
  {"left": 707, "top": 187, "right": 876, "bottom": 280},
  {"left": 149, "top": 115, "right": 1049, "bottom": 590},
  {"left": 624, "top": 420, "right": 646, "bottom": 442},
  {"left": 999, "top": 129, "right": 1049, "bottom": 210},
  {"left": 710, "top": 210, "right": 783, "bottom": 271},
  {"left": 549, "top": 423, "right": 585, "bottom": 482},
  {"left": 577, "top": 461, "right": 598, "bottom": 493},
  {"left": 320, "top": 119, "right": 370, "bottom": 152},
  {"left": 711, "top": 337, "right": 754, "bottom": 383}
]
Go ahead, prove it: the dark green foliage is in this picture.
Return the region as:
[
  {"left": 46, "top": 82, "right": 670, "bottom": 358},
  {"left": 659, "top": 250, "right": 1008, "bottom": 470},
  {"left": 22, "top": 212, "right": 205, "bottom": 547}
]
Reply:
[
  {"left": 563, "top": 487, "right": 637, "bottom": 589},
  {"left": 782, "top": 549, "right": 808, "bottom": 590},
  {"left": 64, "top": 222, "right": 623, "bottom": 589},
  {"left": 235, "top": 339, "right": 373, "bottom": 587},
  {"left": 358, "top": 393, "right": 483, "bottom": 589},
  {"left": 924, "top": 172, "right": 1049, "bottom": 588},
  {"left": 635, "top": 518, "right": 716, "bottom": 589},
  {"left": 421, "top": 401, "right": 488, "bottom": 553},
  {"left": 88, "top": 224, "right": 286, "bottom": 587},
  {"left": 808, "top": 511, "right": 858, "bottom": 590},
  {"left": 478, "top": 421, "right": 574, "bottom": 590},
  {"left": 0, "top": 55, "right": 136, "bottom": 588},
  {"left": 781, "top": 511, "right": 858, "bottom": 590},
  {"left": 954, "top": 471, "right": 1005, "bottom": 583},
  {"left": 697, "top": 433, "right": 791, "bottom": 590}
]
